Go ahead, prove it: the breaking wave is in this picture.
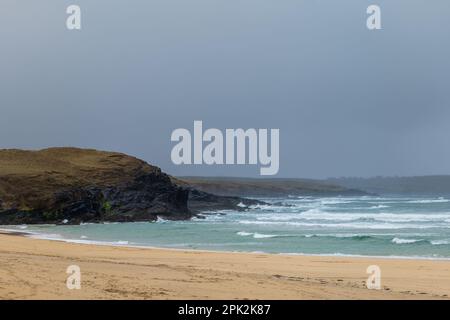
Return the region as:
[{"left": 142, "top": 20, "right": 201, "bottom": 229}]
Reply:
[
  {"left": 391, "top": 237, "right": 425, "bottom": 244},
  {"left": 237, "top": 231, "right": 279, "bottom": 239}
]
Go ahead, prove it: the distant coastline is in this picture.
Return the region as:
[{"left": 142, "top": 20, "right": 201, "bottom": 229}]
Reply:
[{"left": 176, "top": 176, "right": 368, "bottom": 197}]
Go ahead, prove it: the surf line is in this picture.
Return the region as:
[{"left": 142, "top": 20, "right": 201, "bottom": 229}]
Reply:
[{"left": 171, "top": 121, "right": 279, "bottom": 175}]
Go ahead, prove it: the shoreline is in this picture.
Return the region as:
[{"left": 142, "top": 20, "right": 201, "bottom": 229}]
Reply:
[
  {"left": 2, "top": 228, "right": 450, "bottom": 262},
  {"left": 1, "top": 231, "right": 450, "bottom": 299}
]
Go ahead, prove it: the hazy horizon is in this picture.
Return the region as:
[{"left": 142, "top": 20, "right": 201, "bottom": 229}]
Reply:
[{"left": 1, "top": 1, "right": 450, "bottom": 179}]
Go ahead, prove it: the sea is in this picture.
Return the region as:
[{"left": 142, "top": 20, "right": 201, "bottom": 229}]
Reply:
[{"left": 3, "top": 195, "right": 450, "bottom": 259}]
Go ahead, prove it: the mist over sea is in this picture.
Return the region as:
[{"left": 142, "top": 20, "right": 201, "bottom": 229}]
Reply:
[{"left": 4, "top": 196, "right": 450, "bottom": 259}]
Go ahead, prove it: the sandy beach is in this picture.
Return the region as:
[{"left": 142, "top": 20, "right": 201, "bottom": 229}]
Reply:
[{"left": 0, "top": 232, "right": 449, "bottom": 300}]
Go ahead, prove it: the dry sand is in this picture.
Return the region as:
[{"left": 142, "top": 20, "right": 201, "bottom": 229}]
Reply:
[{"left": 0, "top": 232, "right": 449, "bottom": 300}]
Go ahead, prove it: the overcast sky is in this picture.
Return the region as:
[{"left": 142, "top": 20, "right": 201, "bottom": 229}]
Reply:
[{"left": 1, "top": 1, "right": 449, "bottom": 178}]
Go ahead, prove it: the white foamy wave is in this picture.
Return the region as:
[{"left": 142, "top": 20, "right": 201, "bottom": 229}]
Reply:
[
  {"left": 253, "top": 210, "right": 450, "bottom": 224},
  {"left": 0, "top": 228, "right": 35, "bottom": 235},
  {"left": 407, "top": 198, "right": 449, "bottom": 204},
  {"left": 289, "top": 196, "right": 313, "bottom": 201},
  {"left": 237, "top": 202, "right": 247, "bottom": 208},
  {"left": 368, "top": 205, "right": 390, "bottom": 209},
  {"left": 236, "top": 231, "right": 278, "bottom": 239},
  {"left": 239, "top": 220, "right": 444, "bottom": 230},
  {"left": 255, "top": 213, "right": 305, "bottom": 222},
  {"left": 391, "top": 237, "right": 423, "bottom": 244},
  {"left": 320, "top": 199, "right": 354, "bottom": 205},
  {"left": 249, "top": 204, "right": 287, "bottom": 211},
  {"left": 29, "top": 233, "right": 64, "bottom": 240},
  {"left": 253, "top": 233, "right": 277, "bottom": 239},
  {"left": 430, "top": 240, "right": 450, "bottom": 245},
  {"left": 236, "top": 231, "right": 253, "bottom": 236}
]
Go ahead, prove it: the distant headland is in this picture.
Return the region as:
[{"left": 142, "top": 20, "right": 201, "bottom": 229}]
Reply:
[{"left": 0, "top": 147, "right": 365, "bottom": 225}]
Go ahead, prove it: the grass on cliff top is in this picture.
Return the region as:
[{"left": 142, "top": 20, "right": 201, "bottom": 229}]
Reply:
[{"left": 0, "top": 147, "right": 161, "bottom": 209}]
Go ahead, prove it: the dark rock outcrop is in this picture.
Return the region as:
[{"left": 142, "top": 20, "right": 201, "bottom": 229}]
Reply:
[{"left": 187, "top": 189, "right": 260, "bottom": 213}]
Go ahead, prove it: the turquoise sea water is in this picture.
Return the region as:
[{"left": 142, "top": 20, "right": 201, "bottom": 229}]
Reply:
[{"left": 3, "top": 196, "right": 450, "bottom": 259}]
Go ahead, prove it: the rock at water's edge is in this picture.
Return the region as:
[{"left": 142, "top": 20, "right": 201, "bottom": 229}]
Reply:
[{"left": 0, "top": 148, "right": 191, "bottom": 224}]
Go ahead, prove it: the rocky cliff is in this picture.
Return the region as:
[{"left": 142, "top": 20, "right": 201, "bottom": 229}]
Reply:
[{"left": 0, "top": 148, "right": 256, "bottom": 225}]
